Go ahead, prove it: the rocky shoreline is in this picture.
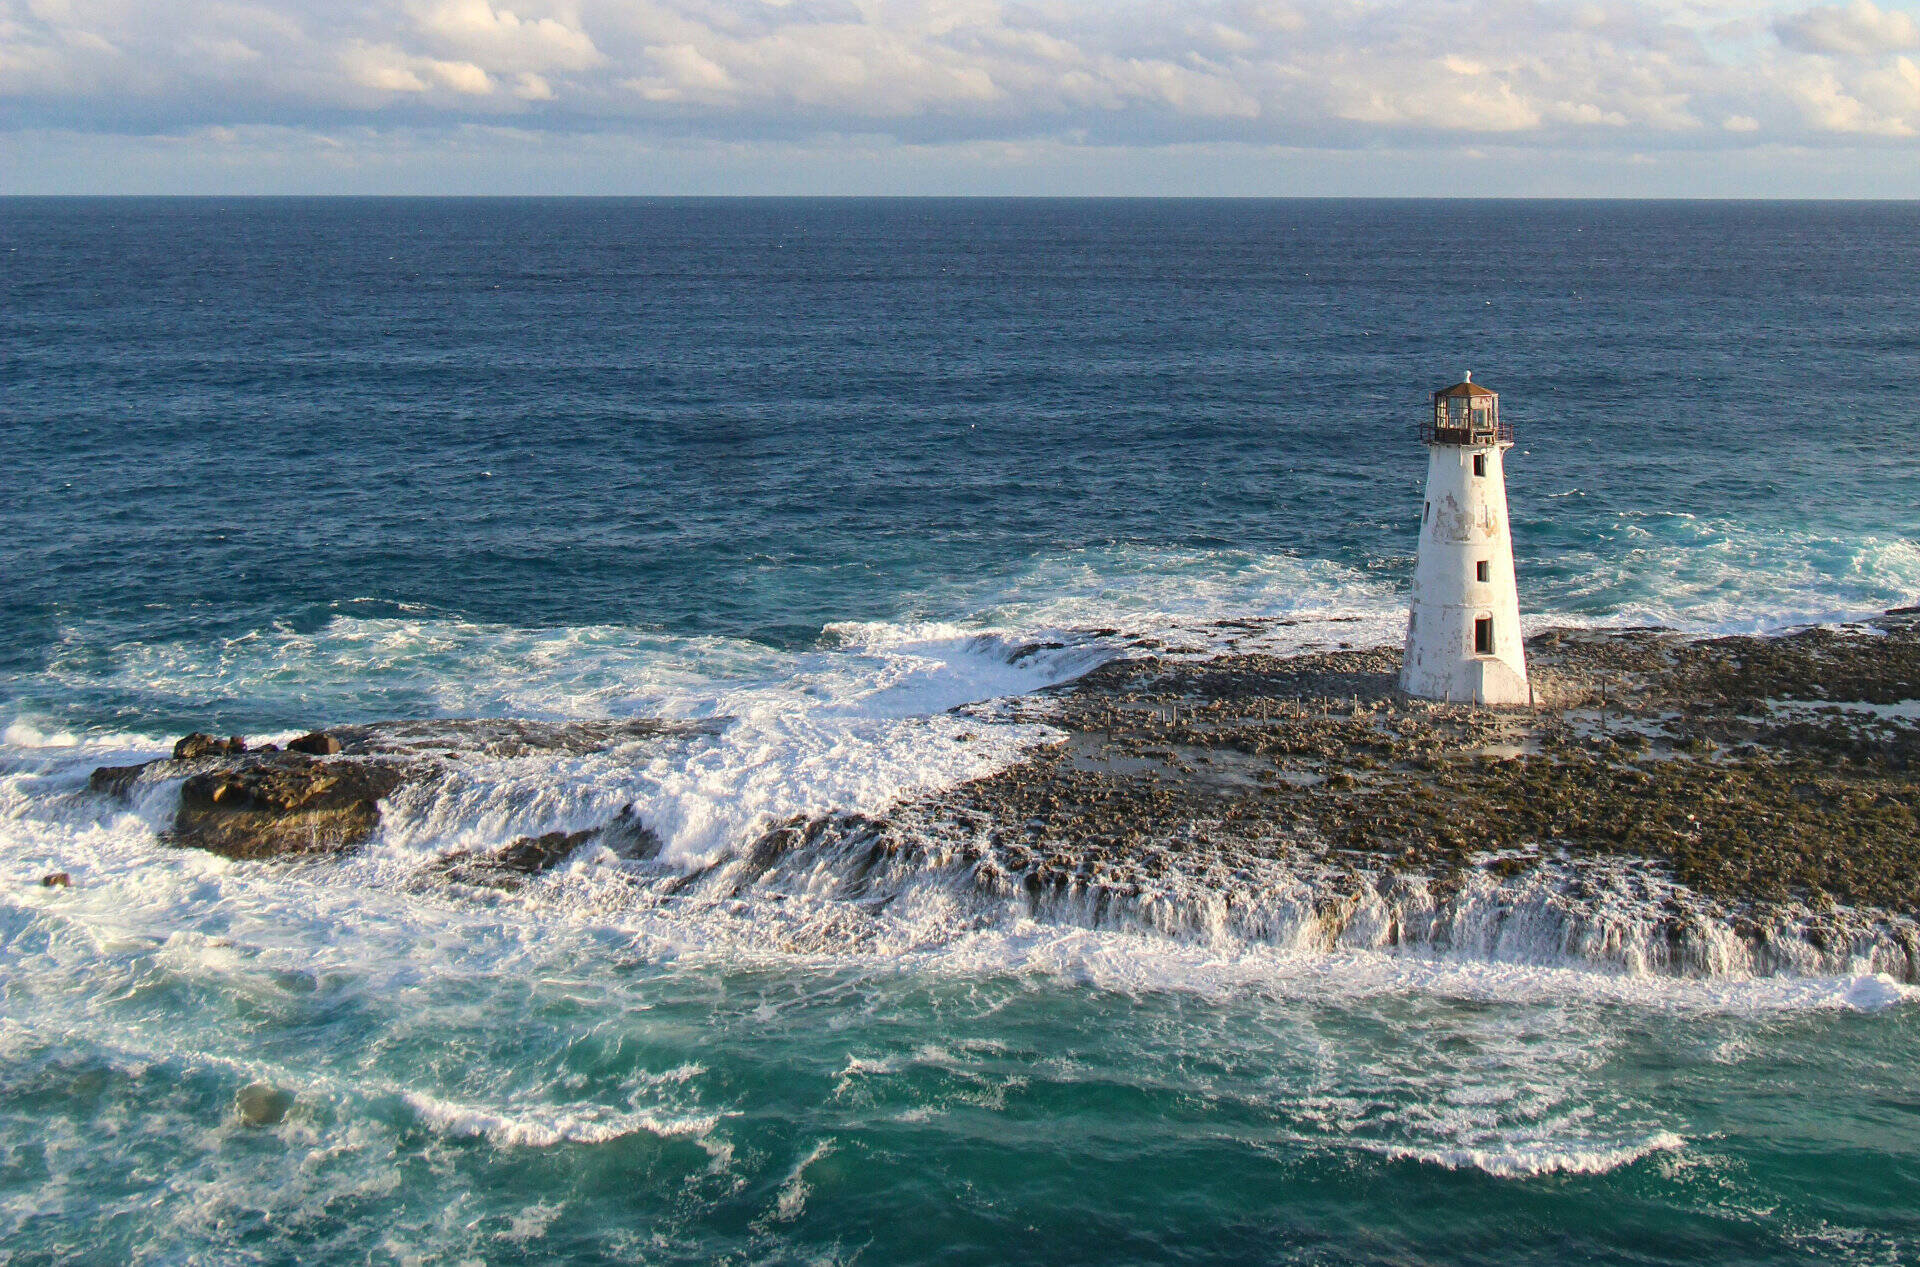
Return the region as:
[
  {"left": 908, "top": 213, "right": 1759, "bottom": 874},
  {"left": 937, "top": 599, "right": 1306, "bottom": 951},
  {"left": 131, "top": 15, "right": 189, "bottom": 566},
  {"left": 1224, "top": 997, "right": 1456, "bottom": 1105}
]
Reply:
[{"left": 81, "top": 613, "right": 1920, "bottom": 978}]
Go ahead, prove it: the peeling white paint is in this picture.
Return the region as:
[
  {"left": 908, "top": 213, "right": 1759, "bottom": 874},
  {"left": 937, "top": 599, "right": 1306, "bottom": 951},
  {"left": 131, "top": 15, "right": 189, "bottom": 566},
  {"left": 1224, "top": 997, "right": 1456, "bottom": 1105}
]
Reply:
[{"left": 1401, "top": 389, "right": 1531, "bottom": 706}]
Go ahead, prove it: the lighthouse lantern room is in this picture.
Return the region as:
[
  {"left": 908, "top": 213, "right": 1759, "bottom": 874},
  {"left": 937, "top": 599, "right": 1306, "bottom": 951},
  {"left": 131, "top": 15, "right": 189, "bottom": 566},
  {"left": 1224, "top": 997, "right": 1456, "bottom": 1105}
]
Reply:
[{"left": 1400, "top": 373, "right": 1532, "bottom": 707}]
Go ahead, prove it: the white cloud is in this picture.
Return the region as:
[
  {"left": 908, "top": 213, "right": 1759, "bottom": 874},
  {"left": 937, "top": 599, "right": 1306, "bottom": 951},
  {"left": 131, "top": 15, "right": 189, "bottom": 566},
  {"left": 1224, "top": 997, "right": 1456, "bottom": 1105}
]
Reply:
[
  {"left": 0, "top": 0, "right": 1916, "bottom": 164},
  {"left": 413, "top": 0, "right": 603, "bottom": 72},
  {"left": 192, "top": 36, "right": 264, "bottom": 65},
  {"left": 1328, "top": 60, "right": 1545, "bottom": 133},
  {"left": 1776, "top": 0, "right": 1920, "bottom": 56},
  {"left": 1548, "top": 101, "right": 1632, "bottom": 126},
  {"left": 1782, "top": 62, "right": 1914, "bottom": 130},
  {"left": 628, "top": 42, "right": 735, "bottom": 102},
  {"left": 347, "top": 43, "right": 429, "bottom": 93},
  {"left": 1859, "top": 50, "right": 1920, "bottom": 109},
  {"left": 344, "top": 40, "right": 494, "bottom": 96},
  {"left": 435, "top": 57, "right": 492, "bottom": 93}
]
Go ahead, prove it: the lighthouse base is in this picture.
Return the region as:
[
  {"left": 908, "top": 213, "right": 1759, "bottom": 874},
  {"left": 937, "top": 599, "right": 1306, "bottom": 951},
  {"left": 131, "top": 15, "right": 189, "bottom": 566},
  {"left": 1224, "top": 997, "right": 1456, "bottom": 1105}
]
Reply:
[{"left": 1400, "top": 653, "right": 1532, "bottom": 707}]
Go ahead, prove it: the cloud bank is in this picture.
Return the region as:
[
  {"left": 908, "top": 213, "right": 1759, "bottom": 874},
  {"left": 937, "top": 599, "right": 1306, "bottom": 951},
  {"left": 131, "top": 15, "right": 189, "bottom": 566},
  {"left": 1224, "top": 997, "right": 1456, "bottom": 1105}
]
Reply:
[{"left": 3, "top": 0, "right": 1919, "bottom": 192}]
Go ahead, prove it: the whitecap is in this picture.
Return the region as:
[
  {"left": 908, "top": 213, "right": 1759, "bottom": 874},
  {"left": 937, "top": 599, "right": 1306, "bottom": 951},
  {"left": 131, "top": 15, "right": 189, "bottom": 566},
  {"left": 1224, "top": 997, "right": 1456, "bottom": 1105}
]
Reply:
[
  {"left": 1362, "top": 1130, "right": 1687, "bottom": 1179},
  {"left": 401, "top": 1091, "right": 719, "bottom": 1148}
]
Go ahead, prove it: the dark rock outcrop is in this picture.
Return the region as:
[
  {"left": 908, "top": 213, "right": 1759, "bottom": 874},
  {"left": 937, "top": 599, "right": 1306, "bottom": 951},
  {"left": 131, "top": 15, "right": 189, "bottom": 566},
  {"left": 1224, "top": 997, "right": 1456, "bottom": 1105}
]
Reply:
[
  {"left": 174, "top": 733, "right": 246, "bottom": 760},
  {"left": 286, "top": 731, "right": 343, "bottom": 756},
  {"left": 424, "top": 807, "right": 661, "bottom": 890},
  {"left": 171, "top": 753, "right": 410, "bottom": 859},
  {"left": 88, "top": 764, "right": 152, "bottom": 799},
  {"left": 429, "top": 829, "right": 599, "bottom": 889}
]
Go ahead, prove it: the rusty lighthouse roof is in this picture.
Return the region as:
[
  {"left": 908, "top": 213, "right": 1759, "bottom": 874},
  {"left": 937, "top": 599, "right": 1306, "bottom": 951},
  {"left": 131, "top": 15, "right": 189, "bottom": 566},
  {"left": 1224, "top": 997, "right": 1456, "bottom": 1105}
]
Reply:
[{"left": 1433, "top": 371, "right": 1497, "bottom": 399}]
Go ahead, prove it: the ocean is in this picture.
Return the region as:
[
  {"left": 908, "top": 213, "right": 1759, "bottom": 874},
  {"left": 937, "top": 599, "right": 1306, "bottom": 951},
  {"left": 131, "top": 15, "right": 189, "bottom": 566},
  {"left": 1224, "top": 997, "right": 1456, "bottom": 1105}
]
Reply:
[{"left": 3, "top": 197, "right": 1919, "bottom": 1264}]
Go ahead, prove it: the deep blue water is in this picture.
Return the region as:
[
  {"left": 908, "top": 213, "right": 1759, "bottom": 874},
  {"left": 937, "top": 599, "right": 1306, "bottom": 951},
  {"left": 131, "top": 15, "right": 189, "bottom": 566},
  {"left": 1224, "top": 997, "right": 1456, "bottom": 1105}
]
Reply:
[
  {"left": 7, "top": 199, "right": 1918, "bottom": 682},
  {"left": 2, "top": 199, "right": 1919, "bottom": 1265}
]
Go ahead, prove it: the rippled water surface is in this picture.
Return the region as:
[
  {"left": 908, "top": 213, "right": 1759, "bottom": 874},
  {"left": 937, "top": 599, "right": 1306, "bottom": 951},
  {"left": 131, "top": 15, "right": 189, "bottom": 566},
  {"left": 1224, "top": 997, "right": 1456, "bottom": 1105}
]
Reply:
[{"left": 3, "top": 198, "right": 1919, "bottom": 1264}]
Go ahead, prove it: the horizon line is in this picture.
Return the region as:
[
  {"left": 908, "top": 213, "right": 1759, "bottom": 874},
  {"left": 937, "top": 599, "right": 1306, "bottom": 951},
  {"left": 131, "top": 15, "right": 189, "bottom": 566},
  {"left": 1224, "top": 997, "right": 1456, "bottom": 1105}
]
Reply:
[{"left": 5, "top": 192, "right": 1919, "bottom": 202}]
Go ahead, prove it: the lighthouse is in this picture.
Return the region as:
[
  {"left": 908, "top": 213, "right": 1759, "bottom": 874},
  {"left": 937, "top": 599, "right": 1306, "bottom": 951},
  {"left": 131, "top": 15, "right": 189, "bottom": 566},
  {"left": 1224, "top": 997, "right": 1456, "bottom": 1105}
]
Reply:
[{"left": 1400, "top": 373, "right": 1531, "bottom": 706}]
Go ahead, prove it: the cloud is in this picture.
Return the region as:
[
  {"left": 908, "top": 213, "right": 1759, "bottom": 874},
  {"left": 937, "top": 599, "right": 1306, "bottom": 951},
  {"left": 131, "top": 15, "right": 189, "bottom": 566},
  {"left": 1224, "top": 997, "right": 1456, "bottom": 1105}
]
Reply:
[
  {"left": 627, "top": 43, "right": 736, "bottom": 102},
  {"left": 344, "top": 41, "right": 494, "bottom": 96},
  {"left": 413, "top": 0, "right": 604, "bottom": 72},
  {"left": 0, "top": 0, "right": 1917, "bottom": 163},
  {"left": 1781, "top": 64, "right": 1914, "bottom": 131},
  {"left": 1776, "top": 0, "right": 1920, "bottom": 56}
]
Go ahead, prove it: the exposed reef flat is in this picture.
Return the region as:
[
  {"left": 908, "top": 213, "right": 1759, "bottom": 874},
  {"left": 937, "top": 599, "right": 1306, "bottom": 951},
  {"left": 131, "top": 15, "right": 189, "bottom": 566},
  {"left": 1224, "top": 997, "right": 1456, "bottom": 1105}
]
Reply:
[
  {"left": 693, "top": 612, "right": 1920, "bottom": 977},
  {"left": 942, "top": 613, "right": 1920, "bottom": 913},
  {"left": 84, "top": 615, "right": 1920, "bottom": 979}
]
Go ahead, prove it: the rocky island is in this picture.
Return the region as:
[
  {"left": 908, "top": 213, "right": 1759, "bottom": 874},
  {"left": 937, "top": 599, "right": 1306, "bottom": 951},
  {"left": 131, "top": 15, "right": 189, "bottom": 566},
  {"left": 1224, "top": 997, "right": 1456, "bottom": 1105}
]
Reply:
[{"left": 86, "top": 613, "right": 1920, "bottom": 980}]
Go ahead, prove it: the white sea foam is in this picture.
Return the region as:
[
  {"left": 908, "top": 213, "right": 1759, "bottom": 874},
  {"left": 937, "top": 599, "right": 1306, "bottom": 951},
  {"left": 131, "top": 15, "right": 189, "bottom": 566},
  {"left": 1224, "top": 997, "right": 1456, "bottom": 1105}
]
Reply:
[
  {"left": 873, "top": 921, "right": 1920, "bottom": 1016},
  {"left": 768, "top": 1138, "right": 836, "bottom": 1222},
  {"left": 0, "top": 806, "right": 1910, "bottom": 1203},
  {"left": 1363, "top": 1130, "right": 1688, "bottom": 1179},
  {"left": 11, "top": 612, "right": 1110, "bottom": 871},
  {"left": 353, "top": 627, "right": 1090, "bottom": 867},
  {"left": 1, "top": 716, "right": 171, "bottom": 760},
  {"left": 1536, "top": 514, "right": 1920, "bottom": 634},
  {"left": 401, "top": 1091, "right": 720, "bottom": 1148},
  {"left": 915, "top": 531, "right": 1917, "bottom": 649},
  {"left": 938, "top": 544, "right": 1411, "bottom": 656}
]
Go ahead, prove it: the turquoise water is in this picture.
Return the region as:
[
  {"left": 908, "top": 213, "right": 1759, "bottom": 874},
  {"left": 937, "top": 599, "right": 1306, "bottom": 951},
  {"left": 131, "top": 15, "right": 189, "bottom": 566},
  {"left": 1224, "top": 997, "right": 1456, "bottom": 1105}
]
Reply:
[
  {"left": 7, "top": 861, "right": 1918, "bottom": 1264},
  {"left": 3, "top": 199, "right": 1919, "bottom": 1263}
]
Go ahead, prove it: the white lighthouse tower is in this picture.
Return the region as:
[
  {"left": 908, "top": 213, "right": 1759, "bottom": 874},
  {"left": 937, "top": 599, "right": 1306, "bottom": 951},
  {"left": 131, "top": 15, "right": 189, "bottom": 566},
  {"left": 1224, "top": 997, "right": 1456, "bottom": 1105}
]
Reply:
[{"left": 1400, "top": 373, "right": 1531, "bottom": 706}]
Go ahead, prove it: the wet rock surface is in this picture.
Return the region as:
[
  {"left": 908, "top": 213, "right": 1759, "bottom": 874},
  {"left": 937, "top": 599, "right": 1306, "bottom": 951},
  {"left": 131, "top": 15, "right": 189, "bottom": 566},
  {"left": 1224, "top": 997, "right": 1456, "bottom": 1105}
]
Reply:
[
  {"left": 425, "top": 807, "right": 661, "bottom": 890},
  {"left": 172, "top": 753, "right": 412, "bottom": 860}
]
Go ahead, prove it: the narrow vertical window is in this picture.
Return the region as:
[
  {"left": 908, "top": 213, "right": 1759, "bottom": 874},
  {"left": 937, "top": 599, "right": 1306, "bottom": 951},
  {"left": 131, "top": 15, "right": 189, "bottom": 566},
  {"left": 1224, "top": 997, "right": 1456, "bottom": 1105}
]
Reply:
[
  {"left": 1474, "top": 616, "right": 1494, "bottom": 655},
  {"left": 1472, "top": 454, "right": 1487, "bottom": 477},
  {"left": 1423, "top": 501, "right": 1430, "bottom": 523},
  {"left": 1476, "top": 560, "right": 1490, "bottom": 583}
]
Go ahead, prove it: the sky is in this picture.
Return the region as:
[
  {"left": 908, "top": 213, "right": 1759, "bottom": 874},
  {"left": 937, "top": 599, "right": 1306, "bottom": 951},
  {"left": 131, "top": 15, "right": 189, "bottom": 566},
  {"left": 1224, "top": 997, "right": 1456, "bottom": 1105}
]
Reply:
[{"left": 3, "top": 0, "right": 1919, "bottom": 195}]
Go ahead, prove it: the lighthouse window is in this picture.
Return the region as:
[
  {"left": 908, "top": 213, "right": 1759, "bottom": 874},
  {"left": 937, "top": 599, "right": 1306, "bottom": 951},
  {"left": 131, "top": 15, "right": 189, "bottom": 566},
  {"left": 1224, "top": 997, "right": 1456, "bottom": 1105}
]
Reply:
[
  {"left": 1476, "top": 560, "right": 1490, "bottom": 583},
  {"left": 1472, "top": 454, "right": 1487, "bottom": 477},
  {"left": 1474, "top": 616, "right": 1494, "bottom": 655},
  {"left": 1423, "top": 500, "right": 1430, "bottom": 523}
]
